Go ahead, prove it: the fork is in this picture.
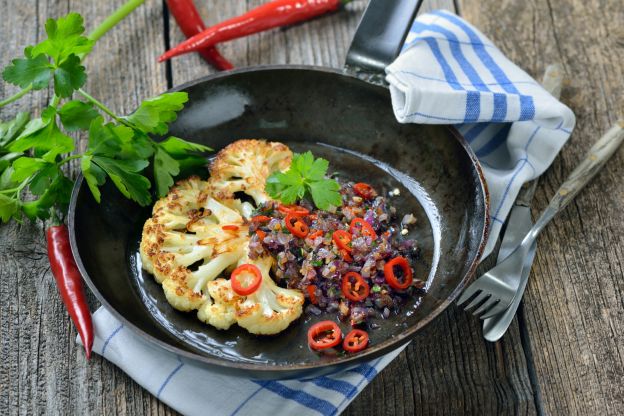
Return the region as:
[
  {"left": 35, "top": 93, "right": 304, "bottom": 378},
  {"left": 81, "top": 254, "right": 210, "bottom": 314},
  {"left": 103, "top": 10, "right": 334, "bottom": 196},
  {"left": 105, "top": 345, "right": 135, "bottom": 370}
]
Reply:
[{"left": 458, "top": 120, "right": 624, "bottom": 319}]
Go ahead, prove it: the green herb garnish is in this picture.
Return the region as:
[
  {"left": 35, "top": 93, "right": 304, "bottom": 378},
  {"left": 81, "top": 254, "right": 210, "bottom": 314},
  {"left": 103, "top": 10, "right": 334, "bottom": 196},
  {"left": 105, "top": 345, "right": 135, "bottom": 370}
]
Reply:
[
  {"left": 372, "top": 284, "right": 382, "bottom": 293},
  {"left": 0, "top": 5, "right": 211, "bottom": 223},
  {"left": 265, "top": 151, "right": 341, "bottom": 210}
]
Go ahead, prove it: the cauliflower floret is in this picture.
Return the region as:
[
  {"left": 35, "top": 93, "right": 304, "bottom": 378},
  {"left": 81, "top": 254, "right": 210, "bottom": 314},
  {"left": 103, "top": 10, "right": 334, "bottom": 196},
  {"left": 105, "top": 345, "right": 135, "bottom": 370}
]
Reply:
[
  {"left": 197, "top": 279, "right": 241, "bottom": 330},
  {"left": 207, "top": 139, "right": 292, "bottom": 205},
  {"left": 235, "top": 255, "right": 304, "bottom": 335}
]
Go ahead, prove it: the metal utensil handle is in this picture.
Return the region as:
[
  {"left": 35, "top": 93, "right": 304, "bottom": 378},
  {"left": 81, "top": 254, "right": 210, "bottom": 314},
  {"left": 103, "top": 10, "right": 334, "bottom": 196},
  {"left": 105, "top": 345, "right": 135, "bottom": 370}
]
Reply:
[
  {"left": 529, "top": 121, "right": 624, "bottom": 239},
  {"left": 345, "top": 0, "right": 423, "bottom": 74}
]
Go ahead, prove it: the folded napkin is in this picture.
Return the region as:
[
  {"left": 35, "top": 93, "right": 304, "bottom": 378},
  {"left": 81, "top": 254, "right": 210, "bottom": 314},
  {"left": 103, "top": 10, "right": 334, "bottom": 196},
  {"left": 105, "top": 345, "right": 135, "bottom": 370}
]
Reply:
[
  {"left": 80, "top": 10, "right": 576, "bottom": 416},
  {"left": 386, "top": 10, "right": 575, "bottom": 255},
  {"left": 81, "top": 308, "right": 404, "bottom": 416}
]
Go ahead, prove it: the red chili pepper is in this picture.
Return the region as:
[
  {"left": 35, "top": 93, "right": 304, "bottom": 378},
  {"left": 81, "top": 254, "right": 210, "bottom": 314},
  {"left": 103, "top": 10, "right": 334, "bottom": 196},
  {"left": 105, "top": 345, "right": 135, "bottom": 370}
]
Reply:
[
  {"left": 285, "top": 213, "right": 309, "bottom": 238},
  {"left": 278, "top": 204, "right": 310, "bottom": 217},
  {"left": 160, "top": 0, "right": 351, "bottom": 62},
  {"left": 166, "top": 0, "right": 233, "bottom": 70},
  {"left": 384, "top": 256, "right": 413, "bottom": 290},
  {"left": 256, "top": 229, "right": 267, "bottom": 240},
  {"left": 306, "top": 285, "right": 318, "bottom": 305},
  {"left": 222, "top": 225, "right": 239, "bottom": 231},
  {"left": 307, "top": 229, "right": 324, "bottom": 240},
  {"left": 307, "top": 320, "right": 342, "bottom": 350},
  {"left": 332, "top": 230, "right": 352, "bottom": 252},
  {"left": 353, "top": 182, "right": 376, "bottom": 200},
  {"left": 343, "top": 329, "right": 369, "bottom": 353},
  {"left": 341, "top": 271, "right": 369, "bottom": 302},
  {"left": 251, "top": 215, "right": 272, "bottom": 223},
  {"left": 350, "top": 217, "right": 377, "bottom": 239},
  {"left": 46, "top": 225, "right": 93, "bottom": 359},
  {"left": 231, "top": 264, "right": 262, "bottom": 296}
]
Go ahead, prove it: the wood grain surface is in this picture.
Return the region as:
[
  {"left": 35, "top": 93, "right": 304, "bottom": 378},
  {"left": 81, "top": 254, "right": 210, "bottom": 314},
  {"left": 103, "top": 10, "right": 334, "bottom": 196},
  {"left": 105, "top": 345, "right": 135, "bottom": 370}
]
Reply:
[{"left": 0, "top": 0, "right": 621, "bottom": 415}]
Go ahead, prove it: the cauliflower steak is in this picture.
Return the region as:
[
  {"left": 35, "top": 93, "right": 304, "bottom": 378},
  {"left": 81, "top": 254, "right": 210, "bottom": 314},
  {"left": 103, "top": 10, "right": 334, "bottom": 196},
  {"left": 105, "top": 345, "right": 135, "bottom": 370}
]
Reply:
[{"left": 139, "top": 140, "right": 303, "bottom": 335}]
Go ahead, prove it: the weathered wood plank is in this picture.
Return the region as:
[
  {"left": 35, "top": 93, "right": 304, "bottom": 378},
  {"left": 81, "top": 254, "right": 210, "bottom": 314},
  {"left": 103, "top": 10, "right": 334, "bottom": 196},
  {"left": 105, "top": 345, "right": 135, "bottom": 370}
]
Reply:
[
  {"left": 462, "top": 0, "right": 624, "bottom": 415},
  {"left": 0, "top": 0, "right": 172, "bottom": 415}
]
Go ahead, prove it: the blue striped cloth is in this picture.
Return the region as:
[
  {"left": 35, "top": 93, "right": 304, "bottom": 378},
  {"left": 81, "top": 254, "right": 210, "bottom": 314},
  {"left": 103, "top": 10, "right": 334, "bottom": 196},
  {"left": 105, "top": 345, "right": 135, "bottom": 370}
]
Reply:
[
  {"left": 80, "top": 308, "right": 404, "bottom": 416},
  {"left": 79, "top": 11, "right": 576, "bottom": 416},
  {"left": 386, "top": 10, "right": 575, "bottom": 255}
]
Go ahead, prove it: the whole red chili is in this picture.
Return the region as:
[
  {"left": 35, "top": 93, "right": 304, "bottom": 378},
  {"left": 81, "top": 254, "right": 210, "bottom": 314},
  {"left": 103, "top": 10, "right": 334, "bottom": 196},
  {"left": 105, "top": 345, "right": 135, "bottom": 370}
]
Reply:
[
  {"left": 160, "top": 0, "right": 352, "bottom": 62},
  {"left": 384, "top": 256, "right": 413, "bottom": 290},
  {"left": 46, "top": 225, "right": 93, "bottom": 359},
  {"left": 343, "top": 329, "right": 369, "bottom": 353},
  {"left": 166, "top": 0, "right": 233, "bottom": 70}
]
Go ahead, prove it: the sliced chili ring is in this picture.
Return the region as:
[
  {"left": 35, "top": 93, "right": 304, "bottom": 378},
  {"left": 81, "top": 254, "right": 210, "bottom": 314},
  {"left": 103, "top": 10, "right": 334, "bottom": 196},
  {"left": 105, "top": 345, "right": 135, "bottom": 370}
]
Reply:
[
  {"left": 222, "top": 225, "right": 239, "bottom": 231},
  {"left": 384, "top": 256, "right": 413, "bottom": 290},
  {"left": 353, "top": 182, "right": 376, "bottom": 200},
  {"left": 343, "top": 329, "right": 369, "bottom": 353},
  {"left": 308, "top": 230, "right": 324, "bottom": 240},
  {"left": 332, "top": 230, "right": 352, "bottom": 252},
  {"left": 341, "top": 272, "right": 370, "bottom": 302},
  {"left": 306, "top": 285, "right": 318, "bottom": 305},
  {"left": 251, "top": 215, "right": 271, "bottom": 223},
  {"left": 255, "top": 229, "right": 267, "bottom": 241},
  {"left": 230, "top": 264, "right": 262, "bottom": 296},
  {"left": 339, "top": 249, "right": 353, "bottom": 262},
  {"left": 308, "top": 321, "right": 342, "bottom": 350},
  {"left": 350, "top": 217, "right": 377, "bottom": 239},
  {"left": 285, "top": 213, "right": 309, "bottom": 238},
  {"left": 278, "top": 204, "right": 310, "bottom": 217}
]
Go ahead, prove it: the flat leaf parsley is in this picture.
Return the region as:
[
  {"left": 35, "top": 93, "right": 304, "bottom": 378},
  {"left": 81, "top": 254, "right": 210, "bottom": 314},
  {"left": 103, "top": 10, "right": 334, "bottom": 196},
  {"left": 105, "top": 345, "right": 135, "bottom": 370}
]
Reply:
[
  {"left": 0, "top": 4, "right": 212, "bottom": 224},
  {"left": 266, "top": 151, "right": 341, "bottom": 210}
]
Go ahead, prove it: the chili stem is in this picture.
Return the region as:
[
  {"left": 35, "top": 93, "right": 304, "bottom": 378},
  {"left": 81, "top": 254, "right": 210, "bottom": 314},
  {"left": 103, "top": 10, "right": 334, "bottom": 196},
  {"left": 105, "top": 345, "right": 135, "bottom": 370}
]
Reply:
[
  {"left": 77, "top": 89, "right": 131, "bottom": 126},
  {"left": 88, "top": 0, "right": 146, "bottom": 42},
  {"left": 0, "top": 85, "right": 33, "bottom": 108}
]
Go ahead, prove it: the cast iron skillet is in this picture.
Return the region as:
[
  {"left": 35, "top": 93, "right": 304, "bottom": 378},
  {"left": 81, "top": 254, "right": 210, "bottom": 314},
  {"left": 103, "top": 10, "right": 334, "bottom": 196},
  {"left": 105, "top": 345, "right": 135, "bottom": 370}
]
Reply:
[{"left": 68, "top": 0, "right": 489, "bottom": 379}]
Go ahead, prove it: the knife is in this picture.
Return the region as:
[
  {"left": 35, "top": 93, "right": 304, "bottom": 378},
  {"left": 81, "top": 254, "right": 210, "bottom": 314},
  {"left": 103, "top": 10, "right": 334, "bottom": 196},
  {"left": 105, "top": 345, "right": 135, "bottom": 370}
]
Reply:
[{"left": 482, "top": 64, "right": 563, "bottom": 341}]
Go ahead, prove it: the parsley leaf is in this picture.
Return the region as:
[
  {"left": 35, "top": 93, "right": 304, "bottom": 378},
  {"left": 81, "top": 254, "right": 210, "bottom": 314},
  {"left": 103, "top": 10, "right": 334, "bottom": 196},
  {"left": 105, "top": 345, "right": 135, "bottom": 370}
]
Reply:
[
  {"left": 124, "top": 92, "right": 188, "bottom": 135},
  {"left": 265, "top": 151, "right": 342, "bottom": 210},
  {"left": 153, "top": 146, "right": 180, "bottom": 197},
  {"left": 0, "top": 194, "right": 20, "bottom": 222},
  {"left": 53, "top": 54, "right": 86, "bottom": 97},
  {"left": 31, "top": 13, "right": 94, "bottom": 63},
  {"left": 80, "top": 155, "right": 106, "bottom": 203},
  {"left": 2, "top": 48, "right": 52, "bottom": 90},
  {"left": 58, "top": 100, "right": 98, "bottom": 131},
  {"left": 159, "top": 136, "right": 212, "bottom": 155},
  {"left": 0, "top": 112, "right": 30, "bottom": 147},
  {"left": 91, "top": 156, "right": 151, "bottom": 206},
  {"left": 9, "top": 111, "right": 74, "bottom": 162}
]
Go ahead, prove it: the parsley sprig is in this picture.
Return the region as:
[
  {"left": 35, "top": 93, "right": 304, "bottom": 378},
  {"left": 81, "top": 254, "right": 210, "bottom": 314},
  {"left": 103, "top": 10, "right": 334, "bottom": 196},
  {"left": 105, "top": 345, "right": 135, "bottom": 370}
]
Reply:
[
  {"left": 265, "top": 151, "right": 342, "bottom": 210},
  {"left": 0, "top": 2, "right": 211, "bottom": 223}
]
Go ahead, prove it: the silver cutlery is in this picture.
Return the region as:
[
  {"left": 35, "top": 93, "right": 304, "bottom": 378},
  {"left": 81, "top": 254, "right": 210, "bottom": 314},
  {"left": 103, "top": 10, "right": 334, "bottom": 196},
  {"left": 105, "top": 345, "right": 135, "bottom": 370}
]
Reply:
[
  {"left": 481, "top": 65, "right": 561, "bottom": 339},
  {"left": 458, "top": 119, "right": 624, "bottom": 319}
]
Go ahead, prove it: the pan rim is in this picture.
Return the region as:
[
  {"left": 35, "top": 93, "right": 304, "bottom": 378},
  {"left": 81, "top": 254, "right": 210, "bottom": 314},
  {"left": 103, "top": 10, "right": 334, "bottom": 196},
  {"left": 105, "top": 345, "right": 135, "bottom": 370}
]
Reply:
[{"left": 68, "top": 64, "right": 490, "bottom": 375}]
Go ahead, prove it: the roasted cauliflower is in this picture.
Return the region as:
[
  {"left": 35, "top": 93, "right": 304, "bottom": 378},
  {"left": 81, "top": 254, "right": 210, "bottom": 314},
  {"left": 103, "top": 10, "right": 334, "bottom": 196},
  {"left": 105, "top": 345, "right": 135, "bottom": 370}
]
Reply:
[
  {"left": 207, "top": 139, "right": 292, "bottom": 205},
  {"left": 234, "top": 255, "right": 305, "bottom": 335},
  {"left": 139, "top": 140, "right": 304, "bottom": 335}
]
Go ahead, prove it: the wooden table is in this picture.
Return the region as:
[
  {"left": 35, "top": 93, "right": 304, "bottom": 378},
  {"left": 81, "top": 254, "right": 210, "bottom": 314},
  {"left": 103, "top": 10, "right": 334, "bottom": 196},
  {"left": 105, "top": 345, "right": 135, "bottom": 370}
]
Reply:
[{"left": 1, "top": 0, "right": 622, "bottom": 414}]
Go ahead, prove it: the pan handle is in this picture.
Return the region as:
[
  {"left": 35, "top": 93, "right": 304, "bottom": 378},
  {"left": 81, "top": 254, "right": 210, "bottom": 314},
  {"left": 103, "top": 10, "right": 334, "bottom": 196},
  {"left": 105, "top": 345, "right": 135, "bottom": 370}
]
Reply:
[{"left": 345, "top": 0, "right": 423, "bottom": 75}]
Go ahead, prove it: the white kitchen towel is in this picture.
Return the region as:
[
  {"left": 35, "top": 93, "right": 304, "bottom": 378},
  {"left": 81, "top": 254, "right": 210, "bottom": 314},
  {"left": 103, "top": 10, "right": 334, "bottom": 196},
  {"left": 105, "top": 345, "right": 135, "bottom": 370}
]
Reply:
[
  {"left": 386, "top": 9, "right": 575, "bottom": 256},
  {"left": 80, "top": 307, "right": 405, "bottom": 416}
]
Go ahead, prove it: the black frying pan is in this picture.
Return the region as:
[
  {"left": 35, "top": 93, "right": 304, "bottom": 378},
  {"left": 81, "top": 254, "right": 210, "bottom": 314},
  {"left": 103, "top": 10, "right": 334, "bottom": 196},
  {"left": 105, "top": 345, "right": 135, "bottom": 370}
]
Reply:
[{"left": 68, "top": 0, "right": 489, "bottom": 379}]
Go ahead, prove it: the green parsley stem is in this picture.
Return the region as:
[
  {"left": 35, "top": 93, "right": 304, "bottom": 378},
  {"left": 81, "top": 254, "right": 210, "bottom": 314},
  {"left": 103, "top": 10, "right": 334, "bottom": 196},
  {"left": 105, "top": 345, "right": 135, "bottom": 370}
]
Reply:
[
  {"left": 0, "top": 84, "right": 33, "bottom": 108},
  {"left": 77, "top": 88, "right": 131, "bottom": 126},
  {"left": 58, "top": 154, "right": 82, "bottom": 166},
  {"left": 88, "top": 0, "right": 146, "bottom": 42}
]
